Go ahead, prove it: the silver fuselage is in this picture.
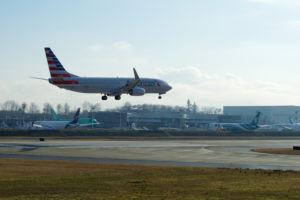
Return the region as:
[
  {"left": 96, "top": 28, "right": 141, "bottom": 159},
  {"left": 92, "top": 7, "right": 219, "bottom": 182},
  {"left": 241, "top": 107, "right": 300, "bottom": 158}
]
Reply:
[
  {"left": 49, "top": 77, "right": 172, "bottom": 96},
  {"left": 33, "top": 120, "right": 71, "bottom": 129}
]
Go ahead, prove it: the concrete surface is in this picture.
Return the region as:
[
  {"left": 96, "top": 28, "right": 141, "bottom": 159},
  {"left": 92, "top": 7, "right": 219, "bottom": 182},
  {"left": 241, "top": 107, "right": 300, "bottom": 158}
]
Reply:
[{"left": 1, "top": 139, "right": 300, "bottom": 170}]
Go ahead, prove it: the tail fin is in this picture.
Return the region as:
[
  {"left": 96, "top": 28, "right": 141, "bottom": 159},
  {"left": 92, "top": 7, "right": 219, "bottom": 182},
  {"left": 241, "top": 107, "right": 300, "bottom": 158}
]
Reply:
[
  {"left": 65, "top": 108, "right": 80, "bottom": 128},
  {"left": 250, "top": 111, "right": 260, "bottom": 125},
  {"left": 44, "top": 47, "right": 77, "bottom": 78},
  {"left": 289, "top": 116, "right": 295, "bottom": 124},
  {"left": 50, "top": 108, "right": 60, "bottom": 121}
]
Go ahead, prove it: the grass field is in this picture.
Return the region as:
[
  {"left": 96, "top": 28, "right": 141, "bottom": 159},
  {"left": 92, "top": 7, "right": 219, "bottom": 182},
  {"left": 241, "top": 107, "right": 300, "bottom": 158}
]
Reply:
[
  {"left": 252, "top": 148, "right": 300, "bottom": 155},
  {"left": 1, "top": 159, "right": 300, "bottom": 199}
]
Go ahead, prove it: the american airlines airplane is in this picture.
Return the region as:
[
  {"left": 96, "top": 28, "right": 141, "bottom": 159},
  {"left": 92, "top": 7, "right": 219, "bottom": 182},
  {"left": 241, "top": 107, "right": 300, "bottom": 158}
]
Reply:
[
  {"left": 43, "top": 48, "right": 172, "bottom": 100},
  {"left": 33, "top": 108, "right": 81, "bottom": 129},
  {"left": 208, "top": 112, "right": 261, "bottom": 132}
]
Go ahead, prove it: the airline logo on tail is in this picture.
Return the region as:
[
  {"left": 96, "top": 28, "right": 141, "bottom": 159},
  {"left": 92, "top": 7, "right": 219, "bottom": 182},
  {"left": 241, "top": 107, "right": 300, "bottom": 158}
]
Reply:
[
  {"left": 65, "top": 108, "right": 80, "bottom": 129},
  {"left": 250, "top": 111, "right": 261, "bottom": 126},
  {"left": 44, "top": 47, "right": 79, "bottom": 85}
]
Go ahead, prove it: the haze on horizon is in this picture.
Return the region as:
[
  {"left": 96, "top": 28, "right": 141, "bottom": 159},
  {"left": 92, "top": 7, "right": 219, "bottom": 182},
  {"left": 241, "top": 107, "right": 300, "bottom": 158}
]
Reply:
[{"left": 1, "top": 0, "right": 300, "bottom": 109}]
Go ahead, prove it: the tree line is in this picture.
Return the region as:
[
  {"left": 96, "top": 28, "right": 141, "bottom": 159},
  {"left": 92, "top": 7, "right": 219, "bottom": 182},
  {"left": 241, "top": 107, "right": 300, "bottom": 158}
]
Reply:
[{"left": 0, "top": 99, "right": 222, "bottom": 115}]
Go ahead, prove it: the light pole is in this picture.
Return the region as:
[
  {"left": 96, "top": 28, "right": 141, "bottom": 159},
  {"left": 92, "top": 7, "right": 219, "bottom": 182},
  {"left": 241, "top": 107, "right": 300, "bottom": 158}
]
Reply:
[
  {"left": 91, "top": 106, "right": 96, "bottom": 129},
  {"left": 119, "top": 110, "right": 121, "bottom": 130}
]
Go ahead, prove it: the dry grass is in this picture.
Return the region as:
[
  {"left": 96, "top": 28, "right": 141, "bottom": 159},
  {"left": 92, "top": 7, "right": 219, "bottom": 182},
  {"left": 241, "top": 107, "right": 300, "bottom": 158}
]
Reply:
[
  {"left": 252, "top": 148, "right": 300, "bottom": 155},
  {"left": 1, "top": 158, "right": 300, "bottom": 199}
]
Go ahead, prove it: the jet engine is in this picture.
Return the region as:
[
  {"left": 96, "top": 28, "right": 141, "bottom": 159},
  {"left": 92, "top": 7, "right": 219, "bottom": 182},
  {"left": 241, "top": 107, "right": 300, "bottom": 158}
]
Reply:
[{"left": 129, "top": 87, "right": 145, "bottom": 96}]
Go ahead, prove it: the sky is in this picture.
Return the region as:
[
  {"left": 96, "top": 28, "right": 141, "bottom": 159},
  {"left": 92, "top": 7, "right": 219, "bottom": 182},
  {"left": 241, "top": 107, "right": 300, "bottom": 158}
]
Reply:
[{"left": 2, "top": 0, "right": 300, "bottom": 110}]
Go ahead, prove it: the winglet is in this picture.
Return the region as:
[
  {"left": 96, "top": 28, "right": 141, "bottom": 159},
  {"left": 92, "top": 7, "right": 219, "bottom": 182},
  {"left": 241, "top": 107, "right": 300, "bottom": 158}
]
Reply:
[{"left": 133, "top": 68, "right": 139, "bottom": 80}]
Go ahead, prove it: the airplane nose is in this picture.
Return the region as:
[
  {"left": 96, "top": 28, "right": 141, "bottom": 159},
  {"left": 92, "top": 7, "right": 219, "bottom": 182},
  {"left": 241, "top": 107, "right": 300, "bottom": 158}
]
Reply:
[{"left": 167, "top": 85, "right": 172, "bottom": 91}]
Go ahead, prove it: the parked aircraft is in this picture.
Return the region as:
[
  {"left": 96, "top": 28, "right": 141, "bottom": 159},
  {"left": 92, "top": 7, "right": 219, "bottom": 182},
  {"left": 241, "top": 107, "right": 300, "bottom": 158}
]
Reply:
[
  {"left": 208, "top": 112, "right": 261, "bottom": 132},
  {"left": 33, "top": 108, "right": 81, "bottom": 129},
  {"left": 258, "top": 117, "right": 300, "bottom": 131},
  {"left": 257, "top": 124, "right": 292, "bottom": 131},
  {"left": 50, "top": 108, "right": 99, "bottom": 128},
  {"left": 41, "top": 48, "right": 172, "bottom": 100}
]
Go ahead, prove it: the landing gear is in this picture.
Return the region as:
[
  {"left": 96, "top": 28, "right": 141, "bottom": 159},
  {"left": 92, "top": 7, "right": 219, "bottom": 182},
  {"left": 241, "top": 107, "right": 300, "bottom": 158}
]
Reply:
[
  {"left": 115, "top": 95, "right": 121, "bottom": 100},
  {"left": 101, "top": 95, "right": 107, "bottom": 100},
  {"left": 158, "top": 95, "right": 162, "bottom": 99}
]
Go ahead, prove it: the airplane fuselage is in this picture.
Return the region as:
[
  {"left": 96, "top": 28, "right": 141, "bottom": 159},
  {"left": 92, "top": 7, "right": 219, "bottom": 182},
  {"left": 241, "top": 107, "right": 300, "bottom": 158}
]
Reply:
[
  {"left": 49, "top": 77, "right": 171, "bottom": 95},
  {"left": 209, "top": 123, "right": 258, "bottom": 131},
  {"left": 33, "top": 120, "right": 72, "bottom": 130},
  {"left": 43, "top": 47, "right": 172, "bottom": 100}
]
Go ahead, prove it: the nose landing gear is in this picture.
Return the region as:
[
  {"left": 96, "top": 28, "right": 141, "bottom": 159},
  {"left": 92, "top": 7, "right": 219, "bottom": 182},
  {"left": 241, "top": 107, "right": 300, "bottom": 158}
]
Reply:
[{"left": 158, "top": 95, "right": 162, "bottom": 99}]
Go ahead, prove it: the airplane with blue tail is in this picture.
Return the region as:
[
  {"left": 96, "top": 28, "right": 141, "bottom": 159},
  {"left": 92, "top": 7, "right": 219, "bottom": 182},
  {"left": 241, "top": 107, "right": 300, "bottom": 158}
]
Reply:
[{"left": 208, "top": 112, "right": 261, "bottom": 132}]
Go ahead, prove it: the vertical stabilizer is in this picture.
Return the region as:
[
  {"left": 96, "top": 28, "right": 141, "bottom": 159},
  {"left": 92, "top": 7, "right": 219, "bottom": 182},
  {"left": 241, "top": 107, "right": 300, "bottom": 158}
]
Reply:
[
  {"left": 50, "top": 108, "right": 60, "bottom": 121},
  {"left": 44, "top": 47, "right": 77, "bottom": 78},
  {"left": 250, "top": 112, "right": 261, "bottom": 126},
  {"left": 65, "top": 108, "right": 80, "bottom": 129}
]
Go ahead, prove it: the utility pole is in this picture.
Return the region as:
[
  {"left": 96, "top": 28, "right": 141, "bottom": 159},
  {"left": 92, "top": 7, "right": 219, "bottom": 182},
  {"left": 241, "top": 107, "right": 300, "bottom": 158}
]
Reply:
[{"left": 119, "top": 110, "right": 121, "bottom": 130}]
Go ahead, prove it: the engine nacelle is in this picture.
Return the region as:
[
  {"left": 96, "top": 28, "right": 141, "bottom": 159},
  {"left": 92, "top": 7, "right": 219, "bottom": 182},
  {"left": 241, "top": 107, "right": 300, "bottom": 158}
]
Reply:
[{"left": 129, "top": 87, "right": 145, "bottom": 96}]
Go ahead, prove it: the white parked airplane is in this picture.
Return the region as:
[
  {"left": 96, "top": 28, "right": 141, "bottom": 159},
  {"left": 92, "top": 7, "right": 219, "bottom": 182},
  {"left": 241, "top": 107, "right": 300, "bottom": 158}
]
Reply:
[
  {"left": 33, "top": 108, "right": 81, "bottom": 129},
  {"left": 42, "top": 47, "right": 172, "bottom": 100},
  {"left": 258, "top": 117, "right": 300, "bottom": 131},
  {"left": 208, "top": 112, "right": 261, "bottom": 132}
]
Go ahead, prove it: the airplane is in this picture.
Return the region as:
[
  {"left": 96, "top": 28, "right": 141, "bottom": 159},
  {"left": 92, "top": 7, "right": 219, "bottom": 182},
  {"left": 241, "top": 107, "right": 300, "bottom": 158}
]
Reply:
[
  {"left": 33, "top": 108, "right": 81, "bottom": 129},
  {"left": 50, "top": 108, "right": 100, "bottom": 128},
  {"left": 208, "top": 112, "right": 261, "bottom": 132},
  {"left": 257, "top": 116, "right": 300, "bottom": 132},
  {"left": 40, "top": 47, "right": 172, "bottom": 100}
]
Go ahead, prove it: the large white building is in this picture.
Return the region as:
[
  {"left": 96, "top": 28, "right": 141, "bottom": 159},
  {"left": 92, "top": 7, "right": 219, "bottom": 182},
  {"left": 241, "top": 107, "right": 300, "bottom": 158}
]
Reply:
[{"left": 223, "top": 106, "right": 300, "bottom": 124}]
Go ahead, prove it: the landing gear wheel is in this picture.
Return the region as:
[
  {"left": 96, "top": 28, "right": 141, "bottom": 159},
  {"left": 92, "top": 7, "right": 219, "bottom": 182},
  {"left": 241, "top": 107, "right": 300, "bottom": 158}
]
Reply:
[
  {"left": 158, "top": 95, "right": 162, "bottom": 99},
  {"left": 115, "top": 95, "right": 121, "bottom": 100},
  {"left": 101, "top": 95, "right": 108, "bottom": 100}
]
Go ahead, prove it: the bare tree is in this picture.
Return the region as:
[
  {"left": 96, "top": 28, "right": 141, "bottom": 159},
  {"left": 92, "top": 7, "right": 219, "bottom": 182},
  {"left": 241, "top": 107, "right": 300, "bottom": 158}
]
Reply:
[
  {"left": 63, "top": 103, "right": 70, "bottom": 116},
  {"left": 28, "top": 102, "right": 40, "bottom": 114},
  {"left": 82, "top": 101, "right": 91, "bottom": 113},
  {"left": 200, "top": 106, "right": 222, "bottom": 114},
  {"left": 82, "top": 101, "right": 101, "bottom": 112},
  {"left": 43, "top": 103, "right": 53, "bottom": 115},
  {"left": 192, "top": 102, "right": 198, "bottom": 114},
  {"left": 2, "top": 100, "right": 20, "bottom": 112},
  {"left": 21, "top": 102, "right": 27, "bottom": 113},
  {"left": 89, "top": 103, "right": 101, "bottom": 112},
  {"left": 56, "top": 104, "right": 63, "bottom": 114}
]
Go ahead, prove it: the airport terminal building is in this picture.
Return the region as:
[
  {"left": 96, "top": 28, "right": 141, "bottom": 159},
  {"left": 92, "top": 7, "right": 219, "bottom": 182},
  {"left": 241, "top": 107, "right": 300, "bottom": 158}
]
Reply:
[{"left": 223, "top": 106, "right": 300, "bottom": 124}]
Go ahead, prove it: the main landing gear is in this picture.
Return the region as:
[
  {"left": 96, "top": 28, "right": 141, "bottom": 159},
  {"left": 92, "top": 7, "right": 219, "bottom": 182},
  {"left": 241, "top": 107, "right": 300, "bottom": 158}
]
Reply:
[
  {"left": 115, "top": 95, "right": 121, "bottom": 100},
  {"left": 101, "top": 95, "right": 108, "bottom": 100},
  {"left": 101, "top": 95, "right": 121, "bottom": 100}
]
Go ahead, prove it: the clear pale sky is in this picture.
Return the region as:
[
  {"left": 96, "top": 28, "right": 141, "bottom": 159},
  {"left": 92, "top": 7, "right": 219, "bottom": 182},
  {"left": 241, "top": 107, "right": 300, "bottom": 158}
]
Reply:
[{"left": 1, "top": 0, "right": 300, "bottom": 109}]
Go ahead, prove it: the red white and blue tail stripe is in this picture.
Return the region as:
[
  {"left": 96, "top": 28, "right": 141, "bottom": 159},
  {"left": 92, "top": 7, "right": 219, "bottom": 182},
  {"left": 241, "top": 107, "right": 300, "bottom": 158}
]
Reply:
[{"left": 44, "top": 47, "right": 77, "bottom": 78}]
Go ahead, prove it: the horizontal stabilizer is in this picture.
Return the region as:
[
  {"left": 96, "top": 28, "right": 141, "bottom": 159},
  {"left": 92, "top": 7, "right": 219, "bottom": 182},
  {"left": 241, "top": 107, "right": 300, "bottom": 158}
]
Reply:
[{"left": 30, "top": 77, "right": 48, "bottom": 81}]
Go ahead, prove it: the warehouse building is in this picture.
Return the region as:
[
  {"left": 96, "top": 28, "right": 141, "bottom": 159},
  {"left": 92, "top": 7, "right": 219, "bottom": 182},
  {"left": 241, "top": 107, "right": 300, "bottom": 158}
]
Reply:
[{"left": 223, "top": 106, "right": 300, "bottom": 124}]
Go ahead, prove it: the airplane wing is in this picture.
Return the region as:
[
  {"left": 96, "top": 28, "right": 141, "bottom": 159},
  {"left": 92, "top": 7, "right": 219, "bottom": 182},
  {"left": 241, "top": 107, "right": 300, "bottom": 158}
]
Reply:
[
  {"left": 108, "top": 68, "right": 140, "bottom": 95},
  {"left": 78, "top": 122, "right": 100, "bottom": 127}
]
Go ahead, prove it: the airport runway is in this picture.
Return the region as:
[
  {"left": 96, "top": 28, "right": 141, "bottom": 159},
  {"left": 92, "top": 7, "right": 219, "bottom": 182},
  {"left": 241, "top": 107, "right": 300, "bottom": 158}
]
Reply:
[{"left": 1, "top": 139, "right": 300, "bottom": 170}]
